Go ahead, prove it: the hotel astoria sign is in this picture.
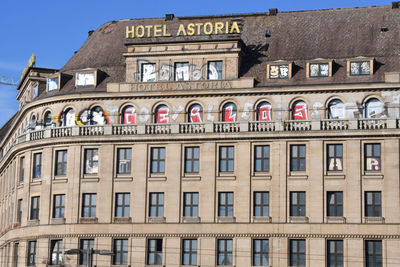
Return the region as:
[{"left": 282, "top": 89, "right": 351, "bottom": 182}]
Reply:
[{"left": 126, "top": 21, "right": 241, "bottom": 38}]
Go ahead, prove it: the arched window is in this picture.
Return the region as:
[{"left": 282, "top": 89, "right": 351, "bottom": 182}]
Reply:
[
  {"left": 256, "top": 101, "right": 272, "bottom": 121},
  {"left": 328, "top": 99, "right": 345, "bottom": 119},
  {"left": 121, "top": 105, "right": 136, "bottom": 124},
  {"left": 292, "top": 101, "right": 307, "bottom": 120},
  {"left": 44, "top": 111, "right": 53, "bottom": 127},
  {"left": 155, "top": 105, "right": 169, "bottom": 124},
  {"left": 188, "top": 104, "right": 203, "bottom": 123},
  {"left": 222, "top": 102, "right": 237, "bottom": 122},
  {"left": 29, "top": 114, "right": 37, "bottom": 129},
  {"left": 63, "top": 108, "right": 76, "bottom": 126},
  {"left": 90, "top": 106, "right": 108, "bottom": 125},
  {"left": 365, "top": 98, "right": 383, "bottom": 118}
]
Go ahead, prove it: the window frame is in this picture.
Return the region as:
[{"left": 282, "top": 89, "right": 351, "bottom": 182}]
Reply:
[
  {"left": 326, "top": 144, "right": 343, "bottom": 172},
  {"left": 218, "top": 192, "right": 234, "bottom": 217},
  {"left": 252, "top": 239, "right": 269, "bottom": 266},
  {"left": 347, "top": 58, "right": 374, "bottom": 76},
  {"left": 55, "top": 150, "right": 68, "bottom": 176},
  {"left": 30, "top": 196, "right": 40, "bottom": 220},
  {"left": 79, "top": 239, "right": 94, "bottom": 265},
  {"left": 327, "top": 191, "right": 343, "bottom": 217},
  {"left": 327, "top": 240, "right": 343, "bottom": 267},
  {"left": 184, "top": 146, "right": 200, "bottom": 174},
  {"left": 267, "top": 62, "right": 292, "bottom": 79},
  {"left": 365, "top": 191, "right": 382, "bottom": 217},
  {"left": 290, "top": 144, "right": 306, "bottom": 172},
  {"left": 141, "top": 63, "right": 157, "bottom": 82},
  {"left": 207, "top": 60, "right": 223, "bottom": 80},
  {"left": 174, "top": 62, "right": 190, "bottom": 81},
  {"left": 290, "top": 192, "right": 306, "bottom": 217},
  {"left": 81, "top": 193, "right": 97, "bottom": 218},
  {"left": 32, "top": 152, "right": 42, "bottom": 179},
  {"left": 364, "top": 143, "right": 381, "bottom": 172},
  {"left": 289, "top": 239, "right": 306, "bottom": 267},
  {"left": 254, "top": 145, "right": 270, "bottom": 173},
  {"left": 115, "top": 193, "right": 130, "bottom": 218},
  {"left": 53, "top": 194, "right": 65, "bottom": 219},
  {"left": 254, "top": 191, "right": 269, "bottom": 217},
  {"left": 75, "top": 69, "right": 97, "bottom": 88},
  {"left": 150, "top": 147, "right": 166, "bottom": 174},
  {"left": 116, "top": 147, "right": 132, "bottom": 175},
  {"left": 149, "top": 192, "right": 164, "bottom": 218},
  {"left": 217, "top": 239, "right": 233, "bottom": 266},
  {"left": 46, "top": 73, "right": 61, "bottom": 92},
  {"left": 365, "top": 240, "right": 382, "bottom": 267},
  {"left": 218, "top": 145, "right": 234, "bottom": 173},
  {"left": 50, "top": 239, "right": 63, "bottom": 265},
  {"left": 182, "top": 239, "right": 197, "bottom": 266},
  {"left": 183, "top": 192, "right": 199, "bottom": 218},
  {"left": 17, "top": 199, "right": 23, "bottom": 224},
  {"left": 19, "top": 156, "right": 25, "bottom": 183},
  {"left": 113, "top": 238, "right": 128, "bottom": 265},
  {"left": 83, "top": 148, "right": 99, "bottom": 175},
  {"left": 307, "top": 60, "right": 332, "bottom": 78},
  {"left": 147, "top": 238, "right": 163, "bottom": 265},
  {"left": 27, "top": 240, "right": 37, "bottom": 266}
]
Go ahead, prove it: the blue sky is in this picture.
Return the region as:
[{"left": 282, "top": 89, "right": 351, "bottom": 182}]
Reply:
[{"left": 0, "top": 0, "right": 391, "bottom": 127}]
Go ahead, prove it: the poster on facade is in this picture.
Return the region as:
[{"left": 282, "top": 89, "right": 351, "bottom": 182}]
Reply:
[{"left": 293, "top": 102, "right": 307, "bottom": 120}]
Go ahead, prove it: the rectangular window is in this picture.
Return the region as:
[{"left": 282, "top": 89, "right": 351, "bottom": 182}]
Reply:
[
  {"left": 269, "top": 64, "right": 289, "bottom": 79},
  {"left": 50, "top": 240, "right": 63, "bottom": 265},
  {"left": 115, "top": 193, "right": 130, "bottom": 218},
  {"left": 327, "top": 240, "right": 343, "bottom": 267},
  {"left": 327, "top": 144, "right": 343, "bottom": 171},
  {"left": 147, "top": 239, "right": 162, "bottom": 265},
  {"left": 76, "top": 72, "right": 96, "bottom": 87},
  {"left": 219, "top": 146, "right": 234, "bottom": 173},
  {"left": 79, "top": 239, "right": 94, "bottom": 265},
  {"left": 365, "top": 144, "right": 381, "bottom": 171},
  {"left": 117, "top": 148, "right": 132, "bottom": 174},
  {"left": 253, "top": 239, "right": 269, "bottom": 266},
  {"left": 254, "top": 145, "right": 270, "bottom": 172},
  {"left": 13, "top": 242, "right": 19, "bottom": 267},
  {"left": 350, "top": 61, "right": 371, "bottom": 76},
  {"left": 175, "top": 62, "right": 189, "bottom": 81},
  {"left": 19, "top": 157, "right": 24, "bottom": 182},
  {"left": 84, "top": 149, "right": 98, "bottom": 174},
  {"left": 149, "top": 193, "right": 164, "bottom": 217},
  {"left": 27, "top": 241, "right": 36, "bottom": 266},
  {"left": 183, "top": 192, "right": 199, "bottom": 217},
  {"left": 113, "top": 239, "right": 128, "bottom": 265},
  {"left": 30, "top": 196, "right": 40, "bottom": 220},
  {"left": 53, "top": 194, "right": 65, "bottom": 219},
  {"left": 17, "top": 199, "right": 23, "bottom": 223},
  {"left": 184, "top": 147, "right": 200, "bottom": 174},
  {"left": 33, "top": 84, "right": 38, "bottom": 99},
  {"left": 309, "top": 63, "right": 329, "bottom": 77},
  {"left": 217, "top": 239, "right": 233, "bottom": 266},
  {"left": 47, "top": 77, "right": 59, "bottom": 91},
  {"left": 32, "top": 152, "right": 42, "bottom": 178},
  {"left": 365, "top": 191, "right": 381, "bottom": 217},
  {"left": 289, "top": 239, "right": 306, "bottom": 266},
  {"left": 151, "top": 147, "right": 165, "bottom": 174},
  {"left": 290, "top": 145, "right": 306, "bottom": 171},
  {"left": 182, "top": 239, "right": 197, "bottom": 265},
  {"left": 55, "top": 150, "right": 67, "bottom": 176},
  {"left": 254, "top": 192, "right": 269, "bottom": 217},
  {"left": 82, "top": 193, "right": 96, "bottom": 218},
  {"left": 365, "top": 240, "right": 382, "bottom": 267},
  {"left": 208, "top": 61, "right": 222, "bottom": 80},
  {"left": 218, "top": 192, "right": 234, "bottom": 217},
  {"left": 290, "top": 192, "right": 306, "bottom": 217},
  {"left": 327, "top": 192, "right": 343, "bottom": 217},
  {"left": 141, "top": 63, "right": 156, "bottom": 82}
]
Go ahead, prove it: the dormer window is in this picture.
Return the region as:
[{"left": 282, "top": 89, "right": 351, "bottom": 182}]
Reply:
[
  {"left": 310, "top": 63, "right": 329, "bottom": 77},
  {"left": 47, "top": 76, "right": 59, "bottom": 91},
  {"left": 175, "top": 62, "right": 189, "bottom": 81},
  {"left": 208, "top": 61, "right": 222, "bottom": 80},
  {"left": 141, "top": 63, "right": 156, "bottom": 82},
  {"left": 347, "top": 58, "right": 373, "bottom": 76},
  {"left": 76, "top": 71, "right": 96, "bottom": 88},
  {"left": 33, "top": 83, "right": 38, "bottom": 99},
  {"left": 267, "top": 62, "right": 292, "bottom": 79}
]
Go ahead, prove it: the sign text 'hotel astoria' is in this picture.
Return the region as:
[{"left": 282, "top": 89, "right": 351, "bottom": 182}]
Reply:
[{"left": 126, "top": 21, "right": 241, "bottom": 38}]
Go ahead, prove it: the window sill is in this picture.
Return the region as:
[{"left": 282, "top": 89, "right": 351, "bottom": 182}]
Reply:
[
  {"left": 80, "top": 217, "right": 98, "bottom": 223},
  {"left": 114, "top": 176, "right": 134, "bottom": 182},
  {"left": 362, "top": 174, "right": 384, "bottom": 179},
  {"left": 148, "top": 176, "right": 167, "bottom": 181},
  {"left": 182, "top": 216, "right": 201, "bottom": 223},
  {"left": 252, "top": 216, "right": 272, "bottom": 223},
  {"left": 30, "top": 179, "right": 42, "bottom": 186},
  {"left": 148, "top": 217, "right": 166, "bottom": 223},
  {"left": 326, "top": 216, "right": 346, "bottom": 223},
  {"left": 288, "top": 174, "right": 308, "bottom": 180},
  {"left": 17, "top": 183, "right": 24, "bottom": 189},
  {"left": 364, "top": 217, "right": 385, "bottom": 223},
  {"left": 81, "top": 177, "right": 100, "bottom": 183},
  {"left": 289, "top": 216, "right": 308, "bottom": 223},
  {"left": 114, "top": 217, "right": 132, "bottom": 223},
  {"left": 217, "top": 216, "right": 236, "bottom": 223},
  {"left": 51, "top": 218, "right": 66, "bottom": 224},
  {"left": 216, "top": 175, "right": 236, "bottom": 180},
  {"left": 28, "top": 219, "right": 40, "bottom": 226},
  {"left": 252, "top": 174, "right": 272, "bottom": 180},
  {"left": 53, "top": 178, "right": 68, "bottom": 184},
  {"left": 182, "top": 175, "right": 201, "bottom": 181},
  {"left": 325, "top": 173, "right": 345, "bottom": 179}
]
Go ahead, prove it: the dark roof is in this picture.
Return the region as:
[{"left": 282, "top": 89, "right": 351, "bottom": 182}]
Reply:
[
  {"left": 43, "top": 5, "right": 400, "bottom": 95},
  {"left": 0, "top": 112, "right": 18, "bottom": 142}
]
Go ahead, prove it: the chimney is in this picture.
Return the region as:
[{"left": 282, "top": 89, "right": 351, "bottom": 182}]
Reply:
[
  {"left": 269, "top": 8, "right": 278, "bottom": 16},
  {"left": 165, "top": 14, "right": 175, "bottom": 21}
]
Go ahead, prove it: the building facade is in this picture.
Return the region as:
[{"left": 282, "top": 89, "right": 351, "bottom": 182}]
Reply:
[{"left": 1, "top": 3, "right": 400, "bottom": 267}]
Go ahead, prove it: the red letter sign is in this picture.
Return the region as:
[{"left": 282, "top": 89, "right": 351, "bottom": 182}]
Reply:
[{"left": 123, "top": 107, "right": 136, "bottom": 124}]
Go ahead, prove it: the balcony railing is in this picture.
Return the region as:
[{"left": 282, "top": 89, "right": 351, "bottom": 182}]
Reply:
[
  {"left": 179, "top": 123, "right": 205, "bottom": 134},
  {"left": 112, "top": 124, "right": 137, "bottom": 135},
  {"left": 321, "top": 119, "right": 348, "bottom": 131},
  {"left": 214, "top": 122, "right": 240, "bottom": 133},
  {"left": 249, "top": 121, "right": 275, "bottom": 132},
  {"left": 284, "top": 120, "right": 312, "bottom": 131}
]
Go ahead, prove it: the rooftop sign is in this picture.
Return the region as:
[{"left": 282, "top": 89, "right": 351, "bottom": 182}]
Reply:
[{"left": 126, "top": 21, "right": 240, "bottom": 38}]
